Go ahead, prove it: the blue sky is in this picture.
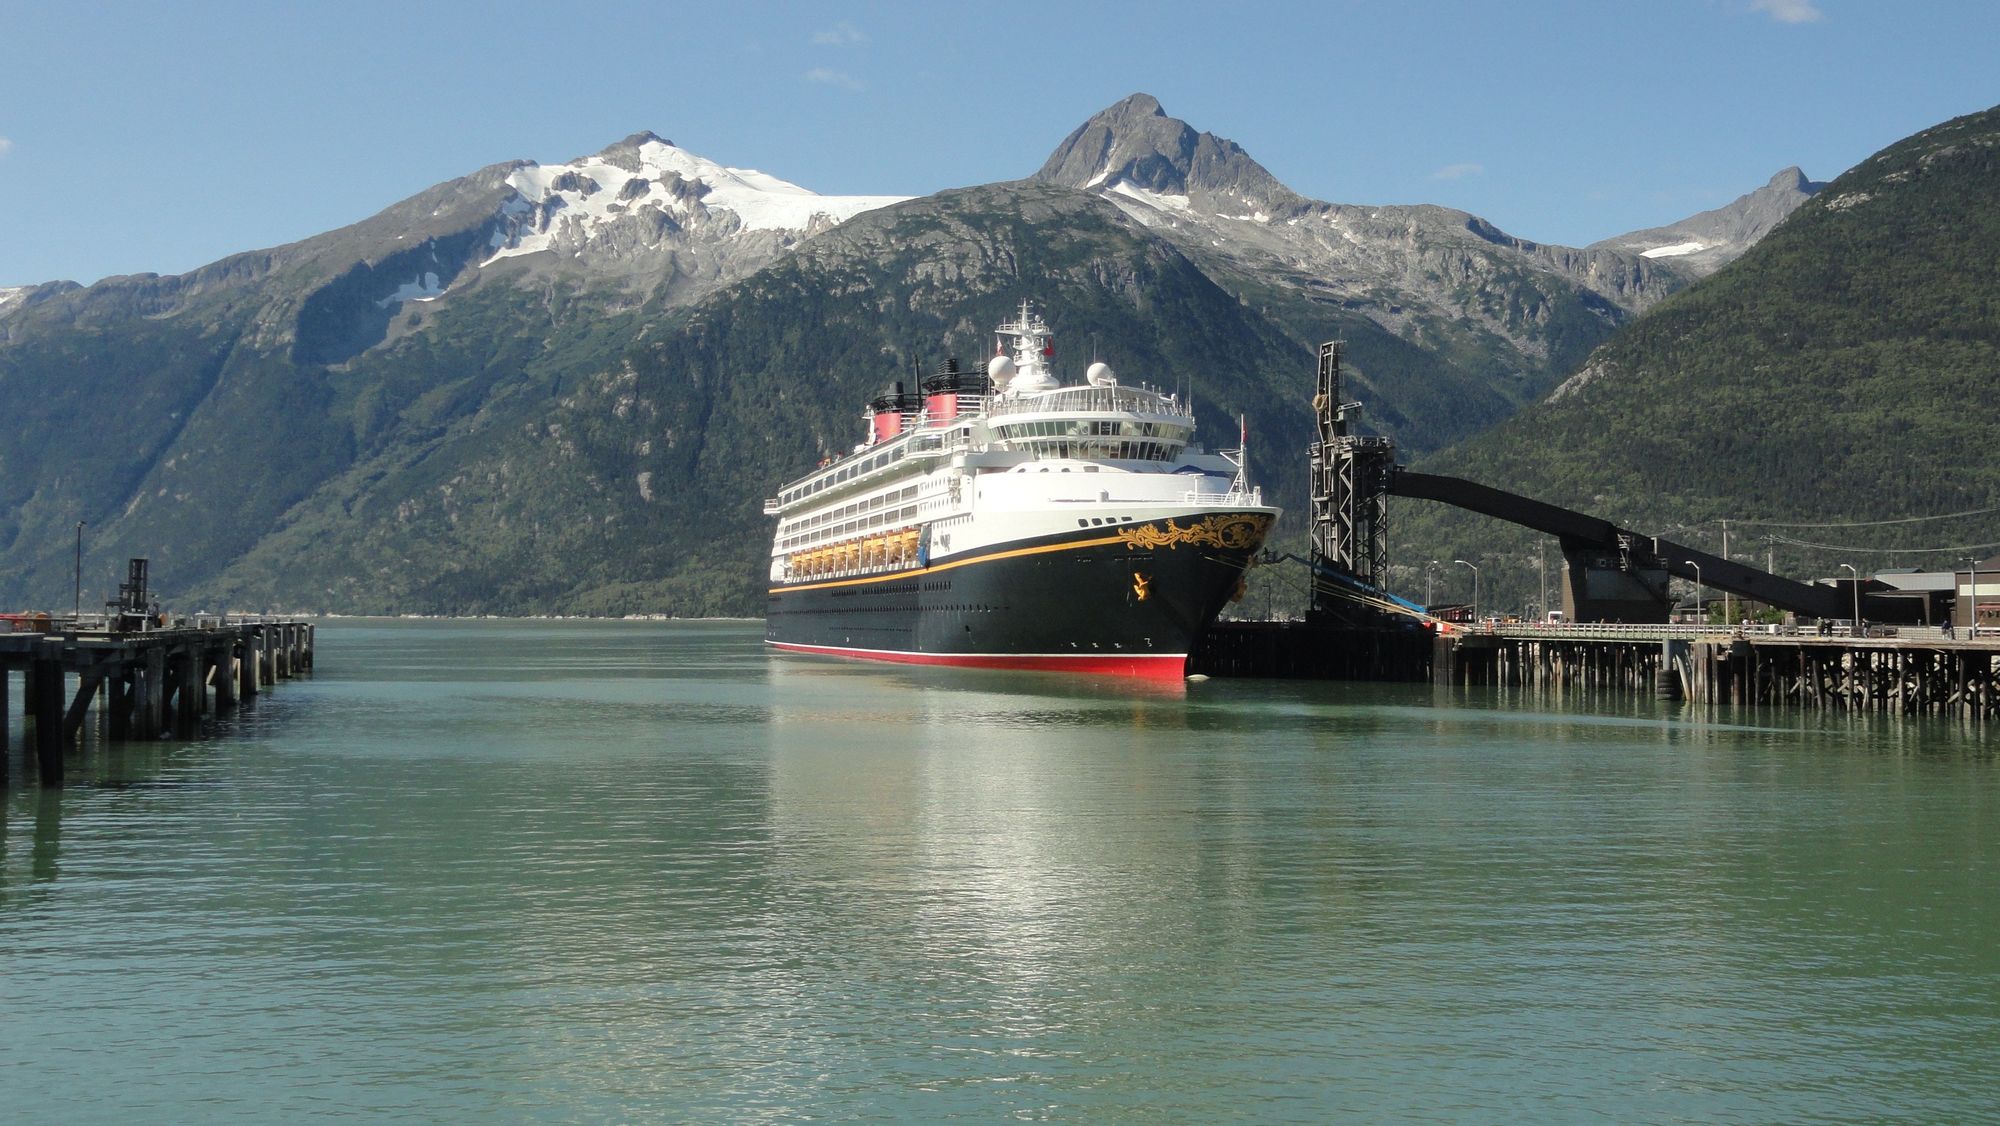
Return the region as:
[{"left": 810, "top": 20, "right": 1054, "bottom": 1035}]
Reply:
[{"left": 2, "top": 0, "right": 1995, "bottom": 287}]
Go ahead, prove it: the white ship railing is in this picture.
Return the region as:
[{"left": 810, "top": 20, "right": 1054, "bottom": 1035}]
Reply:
[
  {"left": 1186, "top": 487, "right": 1264, "bottom": 507},
  {"left": 987, "top": 386, "right": 1188, "bottom": 418}
]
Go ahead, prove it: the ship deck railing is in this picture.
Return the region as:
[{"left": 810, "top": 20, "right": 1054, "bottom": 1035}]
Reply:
[
  {"left": 987, "top": 385, "right": 1187, "bottom": 419},
  {"left": 1189, "top": 487, "right": 1264, "bottom": 507}
]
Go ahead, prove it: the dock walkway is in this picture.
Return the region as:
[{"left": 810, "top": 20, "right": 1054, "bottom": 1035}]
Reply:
[
  {"left": 1195, "top": 620, "right": 2000, "bottom": 718},
  {"left": 1, "top": 617, "right": 313, "bottom": 785}
]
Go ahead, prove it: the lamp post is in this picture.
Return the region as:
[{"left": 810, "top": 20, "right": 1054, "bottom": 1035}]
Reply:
[
  {"left": 1839, "top": 563, "right": 1859, "bottom": 637},
  {"left": 1426, "top": 560, "right": 1440, "bottom": 607},
  {"left": 1721, "top": 520, "right": 1732, "bottom": 625},
  {"left": 1684, "top": 561, "right": 1702, "bottom": 625},
  {"left": 1454, "top": 559, "right": 1479, "bottom": 623},
  {"left": 1965, "top": 558, "right": 1978, "bottom": 638},
  {"left": 1537, "top": 543, "right": 1548, "bottom": 623},
  {"left": 74, "top": 520, "right": 85, "bottom": 623}
]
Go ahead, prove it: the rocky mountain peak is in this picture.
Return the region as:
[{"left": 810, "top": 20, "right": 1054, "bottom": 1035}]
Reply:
[
  {"left": 1768, "top": 165, "right": 1812, "bottom": 191},
  {"left": 1032, "top": 93, "right": 1301, "bottom": 213},
  {"left": 1588, "top": 165, "right": 1826, "bottom": 277}
]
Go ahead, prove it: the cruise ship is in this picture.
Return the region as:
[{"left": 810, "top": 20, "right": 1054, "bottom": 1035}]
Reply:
[{"left": 763, "top": 301, "right": 1279, "bottom": 679}]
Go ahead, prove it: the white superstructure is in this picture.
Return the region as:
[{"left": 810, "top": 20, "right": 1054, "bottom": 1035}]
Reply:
[{"left": 764, "top": 300, "right": 1262, "bottom": 584}]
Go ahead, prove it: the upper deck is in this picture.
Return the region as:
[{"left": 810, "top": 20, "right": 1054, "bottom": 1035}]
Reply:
[{"left": 765, "top": 301, "right": 1216, "bottom": 519}]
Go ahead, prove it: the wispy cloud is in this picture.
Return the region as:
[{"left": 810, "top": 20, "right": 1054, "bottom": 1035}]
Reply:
[
  {"left": 1431, "top": 162, "right": 1484, "bottom": 181},
  {"left": 0, "top": 137, "right": 13, "bottom": 159},
  {"left": 1751, "top": 0, "right": 1823, "bottom": 23},
  {"left": 812, "top": 22, "right": 866, "bottom": 46},
  {"left": 805, "top": 67, "right": 864, "bottom": 92}
]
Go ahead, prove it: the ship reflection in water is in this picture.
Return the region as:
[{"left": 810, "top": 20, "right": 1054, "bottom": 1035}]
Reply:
[{"left": 760, "top": 655, "right": 1252, "bottom": 1082}]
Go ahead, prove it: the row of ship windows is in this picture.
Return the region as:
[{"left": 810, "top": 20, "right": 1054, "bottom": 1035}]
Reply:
[
  {"left": 1079, "top": 516, "right": 1138, "bottom": 527},
  {"left": 997, "top": 420, "right": 1191, "bottom": 440},
  {"left": 770, "top": 579, "right": 955, "bottom": 601},
  {"left": 778, "top": 504, "right": 920, "bottom": 550},
  {"left": 1012, "top": 440, "right": 1181, "bottom": 461},
  {"left": 794, "top": 483, "right": 921, "bottom": 528},
  {"left": 780, "top": 428, "right": 971, "bottom": 506}
]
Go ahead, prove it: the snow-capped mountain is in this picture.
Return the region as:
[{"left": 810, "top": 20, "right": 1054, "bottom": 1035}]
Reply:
[
  {"left": 1032, "top": 94, "right": 1691, "bottom": 426},
  {"left": 301, "top": 131, "right": 911, "bottom": 339},
  {"left": 485, "top": 131, "right": 907, "bottom": 268},
  {"left": 0, "top": 97, "right": 1873, "bottom": 616},
  {"left": 1035, "top": 93, "right": 1303, "bottom": 217},
  {"left": 1589, "top": 167, "right": 1825, "bottom": 276}
]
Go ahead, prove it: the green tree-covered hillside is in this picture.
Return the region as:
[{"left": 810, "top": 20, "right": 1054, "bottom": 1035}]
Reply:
[{"left": 1394, "top": 105, "right": 2000, "bottom": 614}]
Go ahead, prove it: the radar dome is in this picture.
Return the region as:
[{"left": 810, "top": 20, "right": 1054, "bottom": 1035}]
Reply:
[
  {"left": 988, "top": 354, "right": 1016, "bottom": 381},
  {"left": 1086, "top": 362, "right": 1116, "bottom": 387}
]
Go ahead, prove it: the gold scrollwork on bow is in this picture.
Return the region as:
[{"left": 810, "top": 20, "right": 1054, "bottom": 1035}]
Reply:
[{"left": 1116, "top": 513, "right": 1273, "bottom": 552}]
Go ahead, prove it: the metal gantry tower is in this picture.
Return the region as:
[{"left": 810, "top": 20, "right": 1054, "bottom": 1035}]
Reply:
[{"left": 1308, "top": 341, "right": 1397, "bottom": 604}]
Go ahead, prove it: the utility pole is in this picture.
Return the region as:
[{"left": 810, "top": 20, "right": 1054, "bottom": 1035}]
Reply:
[
  {"left": 1840, "top": 563, "right": 1860, "bottom": 635},
  {"left": 1455, "top": 559, "right": 1480, "bottom": 623},
  {"left": 74, "top": 520, "right": 85, "bottom": 622},
  {"left": 1538, "top": 543, "right": 1548, "bottom": 621},
  {"left": 1722, "top": 520, "right": 1732, "bottom": 625}
]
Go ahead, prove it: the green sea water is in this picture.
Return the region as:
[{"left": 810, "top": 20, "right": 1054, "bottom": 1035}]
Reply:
[{"left": 2, "top": 619, "right": 1996, "bottom": 1122}]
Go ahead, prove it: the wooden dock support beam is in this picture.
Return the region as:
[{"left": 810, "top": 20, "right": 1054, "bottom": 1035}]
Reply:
[
  {"left": 32, "top": 658, "right": 65, "bottom": 782},
  {"left": 2, "top": 618, "right": 315, "bottom": 787},
  {"left": 238, "top": 634, "right": 258, "bottom": 699}
]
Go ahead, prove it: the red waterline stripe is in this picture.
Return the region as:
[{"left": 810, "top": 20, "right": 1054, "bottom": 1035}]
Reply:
[{"left": 767, "top": 641, "right": 1189, "bottom": 680}]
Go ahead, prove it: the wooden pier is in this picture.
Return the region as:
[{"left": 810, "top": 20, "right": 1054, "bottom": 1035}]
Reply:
[
  {"left": 1195, "top": 620, "right": 2000, "bottom": 719},
  {"left": 1, "top": 618, "right": 313, "bottom": 785},
  {"left": 1441, "top": 625, "right": 2000, "bottom": 717}
]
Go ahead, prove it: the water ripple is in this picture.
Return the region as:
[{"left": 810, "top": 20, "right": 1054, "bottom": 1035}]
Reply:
[{"left": 3, "top": 620, "right": 1996, "bottom": 1122}]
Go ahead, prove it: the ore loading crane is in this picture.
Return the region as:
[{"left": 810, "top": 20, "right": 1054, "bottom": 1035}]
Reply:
[
  {"left": 1301, "top": 343, "right": 1423, "bottom": 626},
  {"left": 1299, "top": 342, "right": 1909, "bottom": 625}
]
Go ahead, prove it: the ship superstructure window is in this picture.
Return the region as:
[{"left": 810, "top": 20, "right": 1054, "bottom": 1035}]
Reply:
[
  {"left": 992, "top": 418, "right": 1191, "bottom": 463},
  {"left": 995, "top": 420, "right": 1190, "bottom": 442}
]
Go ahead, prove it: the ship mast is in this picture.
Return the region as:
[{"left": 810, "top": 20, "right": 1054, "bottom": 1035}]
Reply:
[{"left": 995, "top": 299, "right": 1058, "bottom": 393}]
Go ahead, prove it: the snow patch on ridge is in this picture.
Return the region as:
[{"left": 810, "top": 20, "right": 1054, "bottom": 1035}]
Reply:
[
  {"left": 1640, "top": 240, "right": 1708, "bottom": 258},
  {"left": 1109, "top": 182, "right": 1192, "bottom": 213},
  {"left": 0, "top": 286, "right": 26, "bottom": 314},
  {"left": 378, "top": 272, "right": 445, "bottom": 306},
  {"left": 486, "top": 138, "right": 907, "bottom": 263}
]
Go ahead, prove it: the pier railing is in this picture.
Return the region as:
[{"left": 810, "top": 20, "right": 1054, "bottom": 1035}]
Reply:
[
  {"left": 1195, "top": 619, "right": 1999, "bottom": 717},
  {"left": 1471, "top": 621, "right": 1985, "bottom": 646}
]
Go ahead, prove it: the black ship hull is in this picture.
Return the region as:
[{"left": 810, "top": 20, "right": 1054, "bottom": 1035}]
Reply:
[{"left": 765, "top": 511, "right": 1274, "bottom": 679}]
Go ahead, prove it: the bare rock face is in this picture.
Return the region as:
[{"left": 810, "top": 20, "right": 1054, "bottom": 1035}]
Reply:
[
  {"left": 1589, "top": 167, "right": 1826, "bottom": 276},
  {"left": 1035, "top": 93, "right": 1690, "bottom": 396},
  {"left": 1035, "top": 93, "right": 1303, "bottom": 214},
  {"left": 0, "top": 99, "right": 1860, "bottom": 615}
]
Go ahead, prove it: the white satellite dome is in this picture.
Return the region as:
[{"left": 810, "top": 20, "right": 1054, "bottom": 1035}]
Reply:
[
  {"left": 988, "top": 354, "right": 1016, "bottom": 381},
  {"left": 1086, "top": 361, "right": 1116, "bottom": 387}
]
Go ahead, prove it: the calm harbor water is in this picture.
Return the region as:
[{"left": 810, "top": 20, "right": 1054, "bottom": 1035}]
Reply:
[{"left": 2, "top": 619, "right": 1996, "bottom": 1122}]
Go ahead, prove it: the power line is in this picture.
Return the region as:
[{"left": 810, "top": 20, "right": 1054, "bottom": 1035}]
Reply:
[
  {"left": 1768, "top": 534, "right": 2000, "bottom": 555},
  {"left": 1728, "top": 504, "right": 2000, "bottom": 530}
]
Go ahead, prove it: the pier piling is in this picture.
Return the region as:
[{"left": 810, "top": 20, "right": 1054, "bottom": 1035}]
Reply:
[
  {"left": 1195, "top": 620, "right": 2000, "bottom": 719},
  {"left": 2, "top": 617, "right": 314, "bottom": 785}
]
